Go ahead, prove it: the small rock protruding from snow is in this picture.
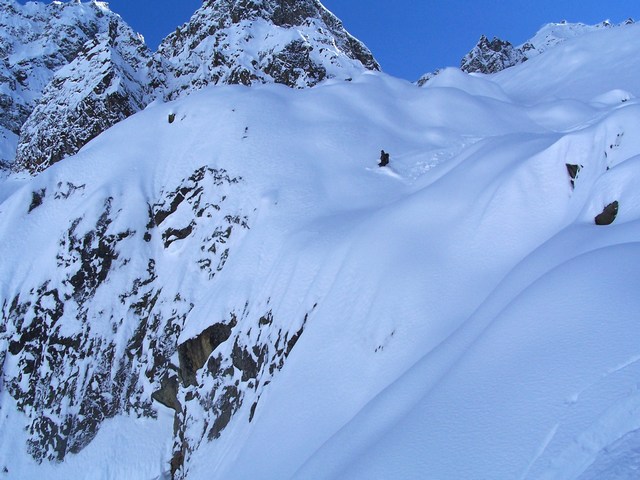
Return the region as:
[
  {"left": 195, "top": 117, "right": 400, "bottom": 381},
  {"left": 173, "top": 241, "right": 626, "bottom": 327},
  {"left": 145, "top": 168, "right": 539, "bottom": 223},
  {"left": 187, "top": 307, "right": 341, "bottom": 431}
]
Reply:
[
  {"left": 595, "top": 201, "right": 619, "bottom": 225},
  {"left": 379, "top": 149, "right": 390, "bottom": 167},
  {"left": 566, "top": 163, "right": 582, "bottom": 190}
]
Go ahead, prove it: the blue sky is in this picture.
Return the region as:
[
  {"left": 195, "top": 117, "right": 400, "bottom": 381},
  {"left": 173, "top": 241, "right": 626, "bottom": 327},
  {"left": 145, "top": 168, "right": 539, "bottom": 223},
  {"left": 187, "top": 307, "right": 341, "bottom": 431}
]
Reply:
[{"left": 25, "top": 1, "right": 640, "bottom": 81}]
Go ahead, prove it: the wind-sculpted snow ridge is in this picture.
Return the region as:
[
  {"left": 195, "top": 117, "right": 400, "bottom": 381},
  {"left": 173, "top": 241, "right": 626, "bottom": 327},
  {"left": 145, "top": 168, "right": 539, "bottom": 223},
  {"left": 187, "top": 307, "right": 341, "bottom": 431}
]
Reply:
[
  {"left": 150, "top": 0, "right": 380, "bottom": 100},
  {"left": 2, "top": 16, "right": 640, "bottom": 480}
]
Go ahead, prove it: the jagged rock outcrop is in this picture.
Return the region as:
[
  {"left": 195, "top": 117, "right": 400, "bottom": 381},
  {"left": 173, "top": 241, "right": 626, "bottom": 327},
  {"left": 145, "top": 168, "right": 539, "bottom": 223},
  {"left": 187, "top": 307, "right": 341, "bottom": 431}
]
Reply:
[
  {"left": 150, "top": 0, "right": 380, "bottom": 100},
  {"left": 0, "top": 156, "right": 315, "bottom": 475},
  {"left": 0, "top": 165, "right": 252, "bottom": 462},
  {"left": 595, "top": 200, "right": 619, "bottom": 225},
  {"left": 13, "top": 17, "right": 151, "bottom": 173},
  {"left": 460, "top": 35, "right": 526, "bottom": 74},
  {"left": 0, "top": 0, "right": 127, "bottom": 165}
]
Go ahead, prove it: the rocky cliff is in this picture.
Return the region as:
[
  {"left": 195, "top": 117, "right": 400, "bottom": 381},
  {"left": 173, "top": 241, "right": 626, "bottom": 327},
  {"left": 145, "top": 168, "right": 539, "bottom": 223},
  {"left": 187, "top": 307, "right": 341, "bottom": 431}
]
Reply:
[
  {"left": 0, "top": 0, "right": 127, "bottom": 166},
  {"left": 13, "top": 17, "right": 151, "bottom": 173},
  {"left": 150, "top": 0, "right": 380, "bottom": 100}
]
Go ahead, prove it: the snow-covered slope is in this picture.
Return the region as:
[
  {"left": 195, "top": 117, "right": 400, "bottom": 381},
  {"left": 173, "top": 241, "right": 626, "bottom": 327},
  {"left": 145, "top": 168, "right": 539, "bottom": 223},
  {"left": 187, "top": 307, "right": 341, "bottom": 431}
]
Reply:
[
  {"left": 150, "top": 0, "right": 379, "bottom": 100},
  {"left": 2, "top": 10, "right": 640, "bottom": 480}
]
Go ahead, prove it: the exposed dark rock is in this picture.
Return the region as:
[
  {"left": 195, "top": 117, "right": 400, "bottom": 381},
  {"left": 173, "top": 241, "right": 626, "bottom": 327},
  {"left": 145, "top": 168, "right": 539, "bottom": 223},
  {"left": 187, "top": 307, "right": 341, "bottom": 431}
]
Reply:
[
  {"left": 53, "top": 182, "right": 85, "bottom": 200},
  {"left": 208, "top": 385, "right": 242, "bottom": 440},
  {"left": 416, "top": 69, "right": 443, "bottom": 87},
  {"left": 1, "top": 191, "right": 194, "bottom": 462},
  {"left": 178, "top": 320, "right": 236, "bottom": 387},
  {"left": 63, "top": 198, "right": 134, "bottom": 304},
  {"left": 595, "top": 201, "right": 619, "bottom": 225},
  {"left": 152, "top": 0, "right": 379, "bottom": 100},
  {"left": 379, "top": 150, "right": 390, "bottom": 167},
  {"left": 461, "top": 35, "right": 526, "bottom": 74},
  {"left": 149, "top": 167, "right": 248, "bottom": 278},
  {"left": 0, "top": 1, "right": 115, "bottom": 142},
  {"left": 169, "top": 306, "right": 315, "bottom": 475},
  {"left": 28, "top": 189, "right": 46, "bottom": 213},
  {"left": 163, "top": 223, "right": 195, "bottom": 248},
  {"left": 566, "top": 163, "right": 582, "bottom": 189},
  {"left": 231, "top": 341, "right": 260, "bottom": 381},
  {"left": 13, "top": 18, "right": 152, "bottom": 173},
  {"left": 152, "top": 374, "right": 181, "bottom": 412}
]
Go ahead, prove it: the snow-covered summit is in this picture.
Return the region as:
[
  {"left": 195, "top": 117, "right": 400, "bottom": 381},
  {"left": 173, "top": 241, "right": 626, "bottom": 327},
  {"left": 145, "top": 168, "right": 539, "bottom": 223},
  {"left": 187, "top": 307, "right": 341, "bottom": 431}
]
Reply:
[
  {"left": 151, "top": 0, "right": 380, "bottom": 100},
  {"left": 418, "top": 18, "right": 635, "bottom": 83},
  {"left": 520, "top": 18, "right": 634, "bottom": 59}
]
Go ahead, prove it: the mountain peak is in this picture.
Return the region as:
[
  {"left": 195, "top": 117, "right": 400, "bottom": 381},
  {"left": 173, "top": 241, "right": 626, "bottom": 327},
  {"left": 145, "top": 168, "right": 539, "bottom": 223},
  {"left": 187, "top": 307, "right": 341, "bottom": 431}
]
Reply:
[
  {"left": 419, "top": 18, "right": 637, "bottom": 82},
  {"left": 460, "top": 35, "right": 524, "bottom": 74},
  {"left": 152, "top": 0, "right": 379, "bottom": 99}
]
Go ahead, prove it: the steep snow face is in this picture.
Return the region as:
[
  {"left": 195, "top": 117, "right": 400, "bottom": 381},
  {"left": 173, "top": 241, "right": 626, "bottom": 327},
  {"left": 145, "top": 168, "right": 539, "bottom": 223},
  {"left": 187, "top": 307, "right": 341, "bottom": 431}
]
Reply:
[
  {"left": 13, "top": 17, "right": 151, "bottom": 173},
  {"left": 151, "top": 0, "right": 380, "bottom": 100},
  {"left": 2, "top": 13, "right": 640, "bottom": 480},
  {"left": 0, "top": 0, "right": 121, "bottom": 164}
]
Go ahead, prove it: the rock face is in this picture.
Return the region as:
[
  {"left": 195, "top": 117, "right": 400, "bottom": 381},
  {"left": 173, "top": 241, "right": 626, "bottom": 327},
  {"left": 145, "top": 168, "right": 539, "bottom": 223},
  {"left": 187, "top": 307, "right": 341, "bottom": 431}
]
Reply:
[
  {"left": 150, "top": 0, "right": 380, "bottom": 100},
  {"left": 0, "top": 0, "right": 381, "bottom": 474},
  {"left": 595, "top": 201, "right": 619, "bottom": 225},
  {"left": 13, "top": 17, "right": 151, "bottom": 173},
  {"left": 0, "top": 0, "right": 129, "bottom": 165},
  {"left": 460, "top": 35, "right": 525, "bottom": 74},
  {"left": 0, "top": 155, "right": 315, "bottom": 477},
  {"left": 0, "top": 165, "right": 252, "bottom": 464}
]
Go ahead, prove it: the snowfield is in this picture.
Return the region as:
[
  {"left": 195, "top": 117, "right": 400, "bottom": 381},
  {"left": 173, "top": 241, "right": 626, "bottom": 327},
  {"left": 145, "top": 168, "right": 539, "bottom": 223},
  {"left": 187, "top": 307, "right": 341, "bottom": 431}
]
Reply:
[{"left": 1, "top": 16, "right": 640, "bottom": 480}]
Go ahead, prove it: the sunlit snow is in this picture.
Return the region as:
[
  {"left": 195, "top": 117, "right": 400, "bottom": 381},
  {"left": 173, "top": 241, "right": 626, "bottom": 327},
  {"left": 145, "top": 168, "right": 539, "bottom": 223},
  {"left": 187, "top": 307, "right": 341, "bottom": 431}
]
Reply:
[{"left": 1, "top": 12, "right": 640, "bottom": 480}]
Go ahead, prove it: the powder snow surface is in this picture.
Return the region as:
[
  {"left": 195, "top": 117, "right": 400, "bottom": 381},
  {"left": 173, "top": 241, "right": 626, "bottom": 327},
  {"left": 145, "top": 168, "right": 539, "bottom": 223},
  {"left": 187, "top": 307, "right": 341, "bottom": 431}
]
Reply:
[{"left": 1, "top": 19, "right": 640, "bottom": 480}]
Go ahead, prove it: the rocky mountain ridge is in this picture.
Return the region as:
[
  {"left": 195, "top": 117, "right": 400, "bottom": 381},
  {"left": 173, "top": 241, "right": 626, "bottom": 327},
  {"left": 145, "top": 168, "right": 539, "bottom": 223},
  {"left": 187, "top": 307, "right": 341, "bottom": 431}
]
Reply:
[
  {"left": 418, "top": 18, "right": 635, "bottom": 85},
  {"left": 151, "top": 0, "right": 379, "bottom": 100},
  {"left": 1, "top": 0, "right": 379, "bottom": 173},
  {"left": 0, "top": 0, "right": 124, "bottom": 166},
  {"left": 13, "top": 14, "right": 152, "bottom": 173}
]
